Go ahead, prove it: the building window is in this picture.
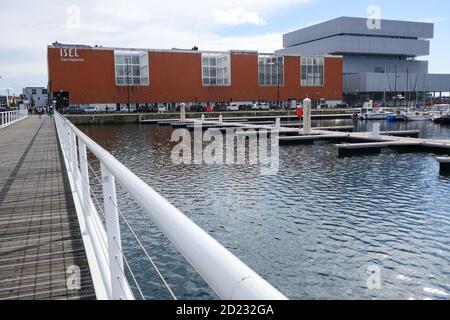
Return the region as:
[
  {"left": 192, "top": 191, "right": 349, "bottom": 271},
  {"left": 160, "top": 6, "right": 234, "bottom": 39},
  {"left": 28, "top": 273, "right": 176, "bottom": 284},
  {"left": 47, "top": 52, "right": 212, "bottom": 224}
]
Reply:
[
  {"left": 301, "top": 56, "right": 324, "bottom": 86},
  {"left": 42, "top": 89, "right": 48, "bottom": 95},
  {"left": 258, "top": 55, "right": 284, "bottom": 86},
  {"left": 202, "top": 53, "right": 231, "bottom": 86},
  {"left": 114, "top": 51, "right": 149, "bottom": 86},
  {"left": 32, "top": 89, "right": 37, "bottom": 95}
]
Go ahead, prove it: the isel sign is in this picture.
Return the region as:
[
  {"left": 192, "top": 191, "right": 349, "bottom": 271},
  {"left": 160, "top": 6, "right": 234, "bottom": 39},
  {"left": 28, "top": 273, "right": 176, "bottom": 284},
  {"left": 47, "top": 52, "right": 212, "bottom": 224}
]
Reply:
[{"left": 60, "top": 48, "right": 85, "bottom": 62}]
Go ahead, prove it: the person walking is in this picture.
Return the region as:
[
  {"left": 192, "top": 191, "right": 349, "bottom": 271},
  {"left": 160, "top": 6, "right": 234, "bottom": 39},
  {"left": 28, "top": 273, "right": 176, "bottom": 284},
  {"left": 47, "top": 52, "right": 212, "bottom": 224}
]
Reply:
[
  {"left": 48, "top": 106, "right": 54, "bottom": 118},
  {"left": 37, "top": 106, "right": 42, "bottom": 119}
]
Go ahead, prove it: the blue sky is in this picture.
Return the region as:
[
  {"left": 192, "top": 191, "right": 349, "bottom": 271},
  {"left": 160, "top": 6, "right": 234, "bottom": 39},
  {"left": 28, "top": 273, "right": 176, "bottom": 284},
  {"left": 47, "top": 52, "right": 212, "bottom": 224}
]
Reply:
[{"left": 1, "top": 0, "right": 449, "bottom": 94}]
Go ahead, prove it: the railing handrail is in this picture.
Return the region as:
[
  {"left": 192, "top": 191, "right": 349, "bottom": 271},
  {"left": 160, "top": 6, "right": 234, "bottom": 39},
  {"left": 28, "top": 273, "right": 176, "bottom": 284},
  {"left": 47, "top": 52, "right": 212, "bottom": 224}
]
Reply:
[
  {"left": 0, "top": 109, "right": 28, "bottom": 129},
  {"left": 55, "top": 111, "right": 287, "bottom": 300}
]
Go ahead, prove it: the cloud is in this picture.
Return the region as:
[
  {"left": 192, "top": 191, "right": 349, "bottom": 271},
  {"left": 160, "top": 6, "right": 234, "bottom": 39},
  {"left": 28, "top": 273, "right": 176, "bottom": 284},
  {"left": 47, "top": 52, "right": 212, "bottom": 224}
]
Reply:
[
  {"left": 0, "top": 0, "right": 312, "bottom": 93},
  {"left": 212, "top": 8, "right": 266, "bottom": 26}
]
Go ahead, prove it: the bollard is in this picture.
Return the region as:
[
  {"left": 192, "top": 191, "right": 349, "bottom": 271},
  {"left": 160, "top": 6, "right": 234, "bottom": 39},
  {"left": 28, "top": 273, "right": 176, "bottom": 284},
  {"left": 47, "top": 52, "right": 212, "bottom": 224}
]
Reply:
[
  {"left": 219, "top": 114, "right": 223, "bottom": 124},
  {"left": 370, "top": 123, "right": 381, "bottom": 139},
  {"left": 275, "top": 118, "right": 281, "bottom": 129},
  {"left": 201, "top": 114, "right": 205, "bottom": 123},
  {"left": 303, "top": 98, "right": 312, "bottom": 134},
  {"left": 180, "top": 103, "right": 186, "bottom": 121},
  {"left": 437, "top": 157, "right": 450, "bottom": 173}
]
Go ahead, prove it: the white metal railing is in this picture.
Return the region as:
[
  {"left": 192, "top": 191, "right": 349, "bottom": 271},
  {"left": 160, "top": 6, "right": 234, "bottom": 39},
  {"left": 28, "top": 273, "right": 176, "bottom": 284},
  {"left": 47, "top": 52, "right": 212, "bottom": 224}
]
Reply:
[
  {"left": 0, "top": 110, "right": 28, "bottom": 129},
  {"left": 54, "top": 111, "right": 287, "bottom": 301}
]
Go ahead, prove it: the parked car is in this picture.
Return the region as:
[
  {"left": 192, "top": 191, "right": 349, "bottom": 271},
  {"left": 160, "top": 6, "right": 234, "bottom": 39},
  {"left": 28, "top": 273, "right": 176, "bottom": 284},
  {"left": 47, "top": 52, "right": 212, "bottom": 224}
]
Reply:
[
  {"left": 259, "top": 103, "right": 270, "bottom": 110},
  {"left": 188, "top": 105, "right": 199, "bottom": 112},
  {"left": 227, "top": 104, "right": 239, "bottom": 111},
  {"left": 82, "top": 105, "right": 97, "bottom": 114},
  {"left": 157, "top": 106, "right": 167, "bottom": 113},
  {"left": 136, "top": 105, "right": 152, "bottom": 113},
  {"left": 270, "top": 103, "right": 282, "bottom": 110},
  {"left": 65, "top": 105, "right": 85, "bottom": 114},
  {"left": 120, "top": 105, "right": 136, "bottom": 113},
  {"left": 103, "top": 105, "right": 116, "bottom": 113},
  {"left": 215, "top": 104, "right": 228, "bottom": 112}
]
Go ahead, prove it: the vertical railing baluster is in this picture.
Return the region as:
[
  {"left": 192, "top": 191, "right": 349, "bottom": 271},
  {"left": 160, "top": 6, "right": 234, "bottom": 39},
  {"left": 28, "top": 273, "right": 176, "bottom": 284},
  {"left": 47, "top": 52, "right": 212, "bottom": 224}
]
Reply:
[
  {"left": 68, "top": 128, "right": 73, "bottom": 173},
  {"left": 71, "top": 133, "right": 79, "bottom": 182},
  {"left": 63, "top": 122, "right": 69, "bottom": 156},
  {"left": 79, "top": 141, "right": 91, "bottom": 216},
  {"left": 101, "top": 162, "right": 124, "bottom": 300}
]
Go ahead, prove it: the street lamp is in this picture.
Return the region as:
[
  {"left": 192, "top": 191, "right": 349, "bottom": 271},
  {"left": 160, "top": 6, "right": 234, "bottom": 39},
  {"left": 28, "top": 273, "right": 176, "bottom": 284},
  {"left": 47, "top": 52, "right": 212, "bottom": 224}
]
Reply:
[
  {"left": 0, "top": 76, "right": 9, "bottom": 109},
  {"left": 277, "top": 57, "right": 281, "bottom": 109},
  {"left": 125, "top": 58, "right": 131, "bottom": 112}
]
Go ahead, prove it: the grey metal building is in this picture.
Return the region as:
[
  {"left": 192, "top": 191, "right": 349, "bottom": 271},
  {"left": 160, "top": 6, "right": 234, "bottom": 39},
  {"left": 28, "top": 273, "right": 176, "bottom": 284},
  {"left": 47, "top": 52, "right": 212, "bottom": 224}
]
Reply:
[{"left": 276, "top": 16, "right": 450, "bottom": 102}]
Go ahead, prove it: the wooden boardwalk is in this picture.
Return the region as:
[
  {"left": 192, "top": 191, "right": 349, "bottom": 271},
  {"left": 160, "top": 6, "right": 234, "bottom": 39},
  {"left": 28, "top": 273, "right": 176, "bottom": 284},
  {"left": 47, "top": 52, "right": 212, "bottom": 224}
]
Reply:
[{"left": 0, "top": 116, "right": 95, "bottom": 300}]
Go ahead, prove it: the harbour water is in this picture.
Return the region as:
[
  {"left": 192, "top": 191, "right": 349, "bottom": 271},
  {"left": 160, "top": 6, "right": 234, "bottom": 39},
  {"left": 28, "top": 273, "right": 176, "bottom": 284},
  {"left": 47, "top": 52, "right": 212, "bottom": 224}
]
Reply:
[{"left": 80, "top": 119, "right": 450, "bottom": 300}]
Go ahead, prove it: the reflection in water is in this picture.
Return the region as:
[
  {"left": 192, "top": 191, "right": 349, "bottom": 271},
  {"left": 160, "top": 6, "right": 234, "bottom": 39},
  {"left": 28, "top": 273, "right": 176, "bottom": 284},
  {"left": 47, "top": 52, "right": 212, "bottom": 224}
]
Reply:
[{"left": 80, "top": 120, "right": 450, "bottom": 300}]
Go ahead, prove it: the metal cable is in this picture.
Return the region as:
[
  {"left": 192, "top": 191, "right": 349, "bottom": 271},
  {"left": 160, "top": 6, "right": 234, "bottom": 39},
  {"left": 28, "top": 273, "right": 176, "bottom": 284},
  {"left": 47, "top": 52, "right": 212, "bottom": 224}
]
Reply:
[
  {"left": 59, "top": 127, "right": 111, "bottom": 261},
  {"left": 64, "top": 127, "right": 176, "bottom": 300},
  {"left": 108, "top": 196, "right": 177, "bottom": 300},
  {"left": 112, "top": 236, "right": 146, "bottom": 300},
  {"left": 74, "top": 142, "right": 106, "bottom": 218}
]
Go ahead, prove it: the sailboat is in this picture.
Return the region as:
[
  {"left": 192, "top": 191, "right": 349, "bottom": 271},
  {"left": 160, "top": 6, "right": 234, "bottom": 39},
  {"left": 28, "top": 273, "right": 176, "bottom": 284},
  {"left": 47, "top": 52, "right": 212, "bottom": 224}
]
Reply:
[{"left": 402, "top": 110, "right": 433, "bottom": 121}]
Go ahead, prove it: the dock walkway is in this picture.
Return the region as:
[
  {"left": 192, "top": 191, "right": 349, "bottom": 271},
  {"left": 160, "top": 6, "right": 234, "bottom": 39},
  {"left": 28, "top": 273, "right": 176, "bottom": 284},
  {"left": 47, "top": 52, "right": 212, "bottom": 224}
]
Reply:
[
  {"left": 170, "top": 118, "right": 450, "bottom": 156},
  {"left": 0, "top": 116, "right": 95, "bottom": 300}
]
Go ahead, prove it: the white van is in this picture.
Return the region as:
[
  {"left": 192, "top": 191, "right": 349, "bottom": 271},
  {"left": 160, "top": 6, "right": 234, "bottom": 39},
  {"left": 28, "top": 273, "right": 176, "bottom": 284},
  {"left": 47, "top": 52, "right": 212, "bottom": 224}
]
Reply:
[
  {"left": 82, "top": 105, "right": 97, "bottom": 114},
  {"left": 120, "top": 105, "right": 136, "bottom": 113},
  {"left": 227, "top": 104, "right": 239, "bottom": 111}
]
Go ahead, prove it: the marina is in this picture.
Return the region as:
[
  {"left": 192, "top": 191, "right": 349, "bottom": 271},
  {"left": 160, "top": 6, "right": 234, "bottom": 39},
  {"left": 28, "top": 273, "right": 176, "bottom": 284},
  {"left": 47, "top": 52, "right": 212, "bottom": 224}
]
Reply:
[
  {"left": 154, "top": 100, "right": 450, "bottom": 160},
  {"left": 78, "top": 115, "right": 450, "bottom": 300}
]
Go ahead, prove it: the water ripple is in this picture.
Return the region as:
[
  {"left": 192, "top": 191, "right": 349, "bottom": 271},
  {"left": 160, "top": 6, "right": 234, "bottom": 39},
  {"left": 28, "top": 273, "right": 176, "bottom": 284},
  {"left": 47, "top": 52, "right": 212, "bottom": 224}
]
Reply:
[{"left": 81, "top": 120, "right": 450, "bottom": 300}]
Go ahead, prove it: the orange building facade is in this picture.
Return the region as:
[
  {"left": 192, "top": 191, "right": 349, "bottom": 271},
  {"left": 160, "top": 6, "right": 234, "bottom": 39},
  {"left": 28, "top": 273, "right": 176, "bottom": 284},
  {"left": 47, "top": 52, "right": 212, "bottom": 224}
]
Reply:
[{"left": 47, "top": 44, "right": 343, "bottom": 108}]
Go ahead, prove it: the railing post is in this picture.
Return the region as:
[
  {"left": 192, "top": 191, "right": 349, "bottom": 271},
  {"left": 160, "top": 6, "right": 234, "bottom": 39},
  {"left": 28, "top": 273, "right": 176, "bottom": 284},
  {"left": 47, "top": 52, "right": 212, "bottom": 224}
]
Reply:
[
  {"left": 63, "top": 122, "right": 69, "bottom": 156},
  {"left": 68, "top": 128, "right": 74, "bottom": 173},
  {"left": 71, "top": 132, "right": 79, "bottom": 181},
  {"left": 101, "top": 162, "right": 124, "bottom": 300},
  {"left": 79, "top": 141, "right": 91, "bottom": 217}
]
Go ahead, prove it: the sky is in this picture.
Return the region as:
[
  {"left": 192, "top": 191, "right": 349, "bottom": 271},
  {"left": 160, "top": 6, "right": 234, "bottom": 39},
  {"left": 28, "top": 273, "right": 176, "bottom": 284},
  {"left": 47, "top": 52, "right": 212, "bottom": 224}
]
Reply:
[{"left": 1, "top": 0, "right": 450, "bottom": 94}]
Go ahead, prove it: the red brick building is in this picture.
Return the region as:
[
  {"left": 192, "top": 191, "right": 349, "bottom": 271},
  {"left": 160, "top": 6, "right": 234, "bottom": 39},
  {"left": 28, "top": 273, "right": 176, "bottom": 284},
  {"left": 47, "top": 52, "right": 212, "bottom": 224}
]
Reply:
[{"left": 47, "top": 43, "right": 343, "bottom": 109}]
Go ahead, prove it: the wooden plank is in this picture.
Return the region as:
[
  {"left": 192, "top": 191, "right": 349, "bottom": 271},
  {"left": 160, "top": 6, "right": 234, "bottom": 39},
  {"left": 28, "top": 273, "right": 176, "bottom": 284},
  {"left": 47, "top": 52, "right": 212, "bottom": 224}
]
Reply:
[{"left": 0, "top": 116, "right": 95, "bottom": 300}]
